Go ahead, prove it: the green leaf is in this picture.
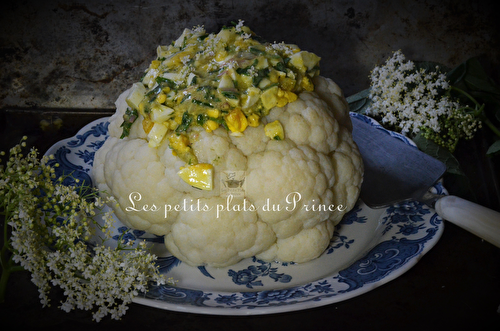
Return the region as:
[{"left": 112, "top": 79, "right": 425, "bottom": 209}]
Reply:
[
  {"left": 221, "top": 90, "right": 239, "bottom": 100},
  {"left": 447, "top": 57, "right": 500, "bottom": 140},
  {"left": 249, "top": 46, "right": 266, "bottom": 55},
  {"left": 487, "top": 139, "right": 500, "bottom": 156},
  {"left": 156, "top": 76, "right": 177, "bottom": 89},
  {"left": 196, "top": 113, "right": 208, "bottom": 126},
  {"left": 449, "top": 57, "right": 500, "bottom": 98},
  {"left": 446, "top": 62, "right": 467, "bottom": 85},
  {"left": 274, "top": 61, "right": 286, "bottom": 72},
  {"left": 465, "top": 75, "right": 500, "bottom": 97},
  {"left": 412, "top": 133, "right": 464, "bottom": 176},
  {"left": 346, "top": 88, "right": 371, "bottom": 103},
  {"left": 346, "top": 88, "right": 372, "bottom": 114},
  {"left": 120, "top": 108, "right": 139, "bottom": 139},
  {"left": 463, "top": 58, "right": 500, "bottom": 92},
  {"left": 192, "top": 99, "right": 214, "bottom": 108},
  {"left": 175, "top": 111, "right": 193, "bottom": 133}
]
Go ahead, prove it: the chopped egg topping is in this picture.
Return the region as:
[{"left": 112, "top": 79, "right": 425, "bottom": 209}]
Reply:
[{"left": 120, "top": 21, "right": 321, "bottom": 189}]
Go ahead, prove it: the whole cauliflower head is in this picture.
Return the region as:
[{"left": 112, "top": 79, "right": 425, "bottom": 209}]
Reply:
[{"left": 92, "top": 24, "right": 363, "bottom": 267}]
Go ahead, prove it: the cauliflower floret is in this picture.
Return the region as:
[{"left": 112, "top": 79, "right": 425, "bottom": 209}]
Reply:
[
  {"left": 257, "top": 220, "right": 334, "bottom": 263},
  {"left": 165, "top": 196, "right": 276, "bottom": 267},
  {"left": 313, "top": 75, "right": 353, "bottom": 131},
  {"left": 266, "top": 91, "right": 340, "bottom": 154},
  {"left": 92, "top": 76, "right": 363, "bottom": 267},
  {"left": 245, "top": 140, "right": 334, "bottom": 236},
  {"left": 93, "top": 136, "right": 183, "bottom": 235}
]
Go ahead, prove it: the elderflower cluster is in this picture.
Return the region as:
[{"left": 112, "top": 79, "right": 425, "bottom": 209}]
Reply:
[
  {"left": 1, "top": 138, "right": 174, "bottom": 322},
  {"left": 368, "top": 50, "right": 481, "bottom": 151}
]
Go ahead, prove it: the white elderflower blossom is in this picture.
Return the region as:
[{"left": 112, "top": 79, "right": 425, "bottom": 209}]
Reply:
[
  {"left": 240, "top": 32, "right": 252, "bottom": 39},
  {"left": 368, "top": 50, "right": 481, "bottom": 151},
  {"left": 233, "top": 19, "right": 251, "bottom": 39},
  {"left": 0, "top": 138, "right": 175, "bottom": 322},
  {"left": 234, "top": 19, "right": 245, "bottom": 32},
  {"left": 181, "top": 54, "right": 191, "bottom": 66},
  {"left": 270, "top": 41, "right": 297, "bottom": 57}
]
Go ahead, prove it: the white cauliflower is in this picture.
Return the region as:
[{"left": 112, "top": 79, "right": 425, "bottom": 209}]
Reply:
[
  {"left": 92, "top": 24, "right": 363, "bottom": 267},
  {"left": 93, "top": 75, "right": 363, "bottom": 267}
]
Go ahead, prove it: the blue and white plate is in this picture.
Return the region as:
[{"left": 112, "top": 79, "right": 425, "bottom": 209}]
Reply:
[{"left": 44, "top": 113, "right": 445, "bottom": 315}]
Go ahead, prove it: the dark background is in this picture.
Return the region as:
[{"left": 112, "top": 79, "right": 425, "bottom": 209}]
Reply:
[{"left": 1, "top": 0, "right": 499, "bottom": 330}]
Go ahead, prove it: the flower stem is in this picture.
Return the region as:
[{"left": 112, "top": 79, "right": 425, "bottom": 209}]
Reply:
[
  {"left": 1, "top": 208, "right": 24, "bottom": 303},
  {"left": 450, "top": 86, "right": 500, "bottom": 138},
  {"left": 482, "top": 117, "right": 500, "bottom": 138},
  {"left": 450, "top": 86, "right": 481, "bottom": 109}
]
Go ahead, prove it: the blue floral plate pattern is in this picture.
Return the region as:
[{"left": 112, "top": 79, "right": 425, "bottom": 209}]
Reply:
[{"left": 44, "top": 112, "right": 445, "bottom": 315}]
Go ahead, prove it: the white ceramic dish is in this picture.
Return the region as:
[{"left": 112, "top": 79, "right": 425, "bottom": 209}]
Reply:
[{"left": 44, "top": 112, "right": 445, "bottom": 315}]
